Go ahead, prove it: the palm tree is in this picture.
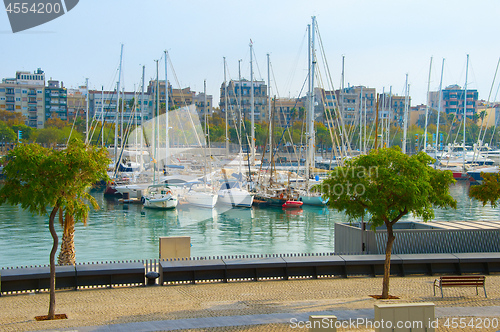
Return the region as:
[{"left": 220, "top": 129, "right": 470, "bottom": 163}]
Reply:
[{"left": 58, "top": 210, "right": 76, "bottom": 265}]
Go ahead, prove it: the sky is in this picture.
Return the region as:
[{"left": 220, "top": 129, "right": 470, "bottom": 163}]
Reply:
[{"left": 2, "top": 0, "right": 500, "bottom": 107}]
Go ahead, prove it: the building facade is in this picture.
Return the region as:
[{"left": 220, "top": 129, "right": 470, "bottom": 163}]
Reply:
[
  {"left": 0, "top": 69, "right": 46, "bottom": 128},
  {"left": 88, "top": 89, "right": 145, "bottom": 129},
  {"left": 220, "top": 79, "right": 268, "bottom": 125},
  {"left": 430, "top": 85, "right": 478, "bottom": 120},
  {"left": 67, "top": 86, "right": 87, "bottom": 121},
  {"left": 45, "top": 80, "right": 68, "bottom": 121}
]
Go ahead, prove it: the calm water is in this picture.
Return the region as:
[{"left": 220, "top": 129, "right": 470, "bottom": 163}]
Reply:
[{"left": 0, "top": 181, "right": 498, "bottom": 268}]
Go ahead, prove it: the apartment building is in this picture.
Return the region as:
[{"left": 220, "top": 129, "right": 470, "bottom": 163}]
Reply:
[
  {"left": 0, "top": 69, "right": 45, "bottom": 128},
  {"left": 429, "top": 85, "right": 478, "bottom": 120},
  {"left": 88, "top": 89, "right": 144, "bottom": 127},
  {"left": 67, "top": 85, "right": 87, "bottom": 120},
  {"left": 220, "top": 79, "right": 268, "bottom": 125},
  {"left": 45, "top": 80, "right": 68, "bottom": 121}
]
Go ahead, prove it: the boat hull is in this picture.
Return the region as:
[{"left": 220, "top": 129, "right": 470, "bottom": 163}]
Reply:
[
  {"left": 185, "top": 192, "right": 218, "bottom": 208},
  {"left": 218, "top": 189, "right": 254, "bottom": 208},
  {"left": 282, "top": 201, "right": 303, "bottom": 208},
  {"left": 299, "top": 195, "right": 328, "bottom": 206},
  {"left": 144, "top": 196, "right": 178, "bottom": 209}
]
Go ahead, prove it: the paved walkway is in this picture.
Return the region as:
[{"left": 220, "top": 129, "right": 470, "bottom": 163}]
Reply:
[
  {"left": 35, "top": 307, "right": 500, "bottom": 331},
  {"left": 1, "top": 275, "right": 498, "bottom": 331}
]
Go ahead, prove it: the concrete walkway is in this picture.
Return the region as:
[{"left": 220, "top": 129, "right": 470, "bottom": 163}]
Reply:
[
  {"left": 36, "top": 306, "right": 500, "bottom": 331},
  {"left": 1, "top": 275, "right": 498, "bottom": 332}
]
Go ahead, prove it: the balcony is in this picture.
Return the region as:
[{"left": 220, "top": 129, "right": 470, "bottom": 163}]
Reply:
[{"left": 6, "top": 90, "right": 14, "bottom": 95}]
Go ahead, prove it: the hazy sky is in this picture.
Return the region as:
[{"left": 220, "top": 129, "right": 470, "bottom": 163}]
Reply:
[{"left": 2, "top": 0, "right": 500, "bottom": 107}]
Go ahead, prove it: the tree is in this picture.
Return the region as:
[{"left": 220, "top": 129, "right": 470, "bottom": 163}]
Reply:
[
  {"left": 0, "top": 121, "right": 16, "bottom": 143},
  {"left": 320, "top": 147, "right": 456, "bottom": 298},
  {"left": 0, "top": 109, "right": 25, "bottom": 126},
  {"left": 469, "top": 172, "right": 500, "bottom": 207},
  {"left": 0, "top": 138, "right": 109, "bottom": 319}
]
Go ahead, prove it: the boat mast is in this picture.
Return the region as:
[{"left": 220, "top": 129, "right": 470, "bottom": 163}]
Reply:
[
  {"left": 387, "top": 86, "right": 392, "bottom": 147},
  {"left": 306, "top": 16, "right": 316, "bottom": 188},
  {"left": 140, "top": 65, "right": 145, "bottom": 171},
  {"left": 267, "top": 53, "right": 272, "bottom": 166},
  {"left": 403, "top": 74, "right": 409, "bottom": 154},
  {"left": 340, "top": 55, "right": 345, "bottom": 158},
  {"left": 224, "top": 57, "right": 229, "bottom": 158},
  {"left": 423, "top": 57, "right": 433, "bottom": 151},
  {"left": 114, "top": 44, "right": 123, "bottom": 164},
  {"left": 85, "top": 78, "right": 89, "bottom": 144},
  {"left": 238, "top": 59, "right": 242, "bottom": 143},
  {"left": 101, "top": 86, "right": 104, "bottom": 147},
  {"left": 250, "top": 41, "right": 255, "bottom": 166},
  {"left": 435, "top": 58, "right": 445, "bottom": 161},
  {"left": 121, "top": 87, "right": 124, "bottom": 149},
  {"left": 463, "top": 54, "right": 469, "bottom": 173},
  {"left": 359, "top": 86, "right": 363, "bottom": 152},
  {"left": 204, "top": 79, "right": 207, "bottom": 147},
  {"left": 165, "top": 51, "right": 169, "bottom": 169},
  {"left": 153, "top": 59, "right": 159, "bottom": 184},
  {"left": 364, "top": 97, "right": 367, "bottom": 154}
]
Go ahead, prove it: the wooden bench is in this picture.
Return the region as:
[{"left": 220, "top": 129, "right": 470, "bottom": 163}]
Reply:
[{"left": 433, "top": 275, "right": 486, "bottom": 298}]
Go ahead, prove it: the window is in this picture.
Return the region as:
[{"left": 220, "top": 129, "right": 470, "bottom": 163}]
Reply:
[
  {"left": 16, "top": 97, "right": 21, "bottom": 101},
  {"left": 15, "top": 89, "right": 21, "bottom": 93},
  {"left": 37, "top": 90, "right": 42, "bottom": 94},
  {"left": 22, "top": 90, "right": 27, "bottom": 94},
  {"left": 0, "top": 88, "right": 4, "bottom": 92}
]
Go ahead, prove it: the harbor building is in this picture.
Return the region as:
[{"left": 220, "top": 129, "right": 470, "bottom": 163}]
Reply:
[
  {"left": 429, "top": 84, "right": 478, "bottom": 120},
  {"left": 389, "top": 94, "right": 411, "bottom": 128},
  {"left": 45, "top": 80, "right": 68, "bottom": 121},
  {"left": 192, "top": 91, "right": 213, "bottom": 118},
  {"left": 220, "top": 79, "right": 268, "bottom": 126},
  {"left": 0, "top": 69, "right": 46, "bottom": 128},
  {"left": 272, "top": 97, "right": 306, "bottom": 128},
  {"left": 88, "top": 89, "right": 144, "bottom": 128},
  {"left": 67, "top": 85, "right": 88, "bottom": 121}
]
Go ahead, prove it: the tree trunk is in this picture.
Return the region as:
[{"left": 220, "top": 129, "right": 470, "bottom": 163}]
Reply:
[
  {"left": 58, "top": 213, "right": 75, "bottom": 265},
  {"left": 48, "top": 205, "right": 59, "bottom": 320},
  {"left": 381, "top": 222, "right": 396, "bottom": 299}
]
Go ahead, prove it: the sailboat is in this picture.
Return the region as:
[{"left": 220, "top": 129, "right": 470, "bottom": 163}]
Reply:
[
  {"left": 143, "top": 183, "right": 178, "bottom": 209},
  {"left": 143, "top": 55, "right": 179, "bottom": 210},
  {"left": 298, "top": 16, "right": 328, "bottom": 206},
  {"left": 216, "top": 60, "right": 254, "bottom": 208}
]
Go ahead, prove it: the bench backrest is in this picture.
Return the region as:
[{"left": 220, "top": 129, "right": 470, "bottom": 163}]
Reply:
[{"left": 440, "top": 276, "right": 485, "bottom": 286}]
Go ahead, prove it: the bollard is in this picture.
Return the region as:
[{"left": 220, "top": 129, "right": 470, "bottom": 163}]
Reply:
[
  {"left": 309, "top": 315, "right": 337, "bottom": 332},
  {"left": 145, "top": 271, "right": 160, "bottom": 286}
]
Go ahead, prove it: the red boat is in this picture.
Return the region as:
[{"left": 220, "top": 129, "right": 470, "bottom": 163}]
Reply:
[{"left": 282, "top": 200, "right": 303, "bottom": 209}]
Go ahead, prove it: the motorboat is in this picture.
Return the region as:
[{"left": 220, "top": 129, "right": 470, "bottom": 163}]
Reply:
[{"left": 282, "top": 200, "right": 303, "bottom": 209}]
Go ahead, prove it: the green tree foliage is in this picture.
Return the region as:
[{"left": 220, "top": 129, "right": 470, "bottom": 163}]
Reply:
[
  {"left": 469, "top": 172, "right": 500, "bottom": 207},
  {"left": 321, "top": 147, "right": 456, "bottom": 298},
  {"left": 0, "top": 109, "right": 25, "bottom": 126},
  {"left": 0, "top": 139, "right": 109, "bottom": 319},
  {"left": 0, "top": 121, "right": 16, "bottom": 143}
]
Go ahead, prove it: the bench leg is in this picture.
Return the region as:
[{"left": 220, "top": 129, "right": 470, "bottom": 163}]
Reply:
[
  {"left": 440, "top": 286, "right": 443, "bottom": 298},
  {"left": 484, "top": 285, "right": 487, "bottom": 298}
]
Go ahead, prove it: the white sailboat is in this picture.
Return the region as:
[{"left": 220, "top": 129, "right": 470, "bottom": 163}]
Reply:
[
  {"left": 143, "top": 56, "right": 179, "bottom": 210},
  {"left": 143, "top": 184, "right": 178, "bottom": 209},
  {"left": 299, "top": 16, "right": 328, "bottom": 206}
]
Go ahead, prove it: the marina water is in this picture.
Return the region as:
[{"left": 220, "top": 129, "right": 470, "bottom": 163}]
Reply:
[{"left": 0, "top": 181, "right": 498, "bottom": 268}]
